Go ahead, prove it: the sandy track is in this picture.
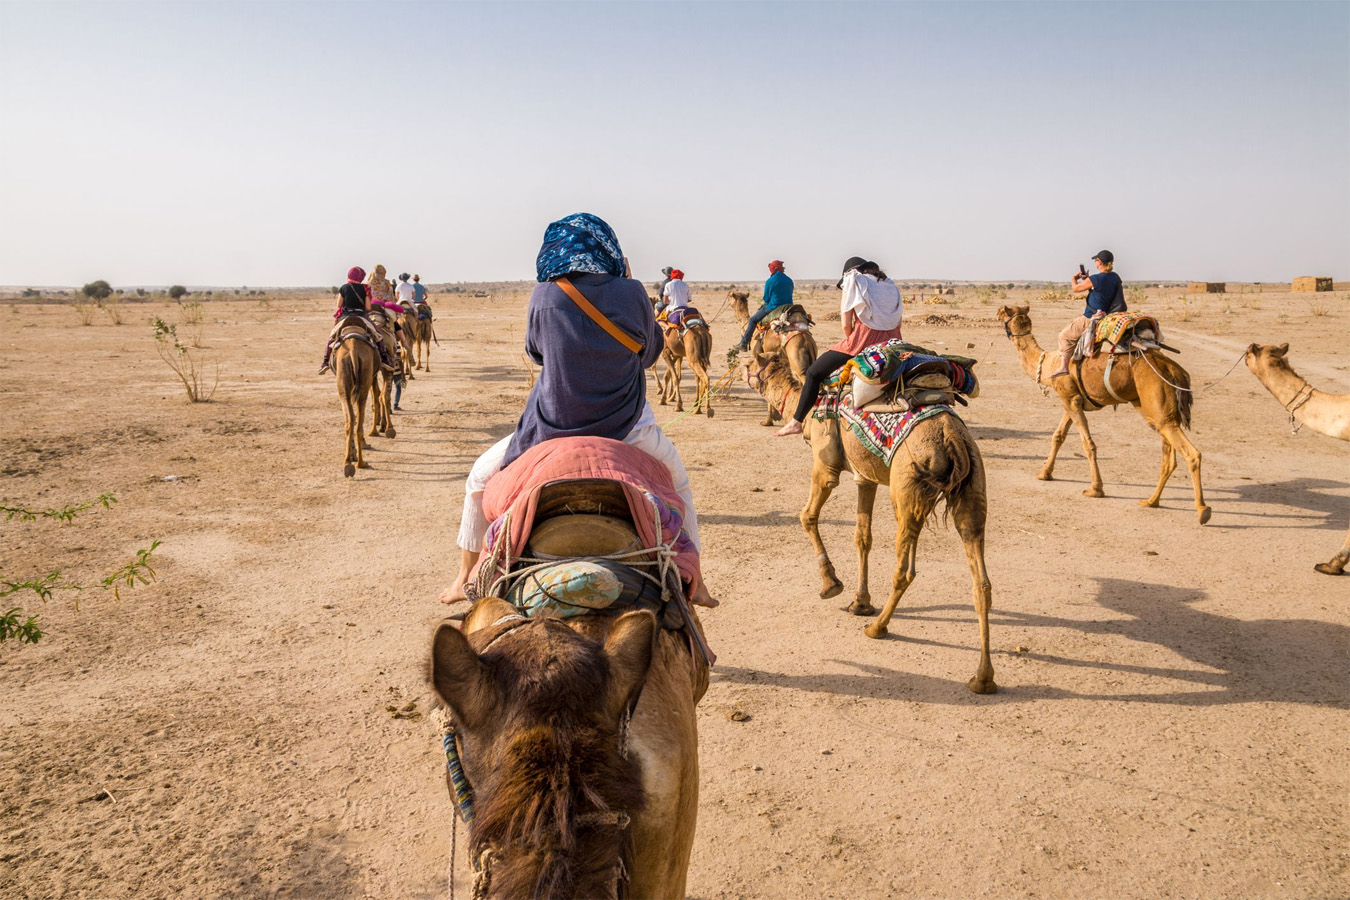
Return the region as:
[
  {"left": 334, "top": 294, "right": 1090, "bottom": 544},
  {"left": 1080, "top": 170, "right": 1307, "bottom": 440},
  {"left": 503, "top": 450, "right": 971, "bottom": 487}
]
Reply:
[{"left": 1, "top": 289, "right": 1346, "bottom": 899}]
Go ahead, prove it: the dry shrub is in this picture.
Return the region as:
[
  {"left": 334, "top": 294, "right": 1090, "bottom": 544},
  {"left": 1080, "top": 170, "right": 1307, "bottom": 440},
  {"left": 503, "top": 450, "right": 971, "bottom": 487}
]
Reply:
[
  {"left": 1127, "top": 286, "right": 1147, "bottom": 307},
  {"left": 1309, "top": 300, "right": 1331, "bottom": 317},
  {"left": 101, "top": 297, "right": 125, "bottom": 325},
  {"left": 1174, "top": 296, "right": 1197, "bottom": 322},
  {"left": 73, "top": 300, "right": 97, "bottom": 326},
  {"left": 1239, "top": 296, "right": 1261, "bottom": 310},
  {"left": 178, "top": 300, "right": 204, "bottom": 326},
  {"left": 152, "top": 318, "right": 218, "bottom": 402}
]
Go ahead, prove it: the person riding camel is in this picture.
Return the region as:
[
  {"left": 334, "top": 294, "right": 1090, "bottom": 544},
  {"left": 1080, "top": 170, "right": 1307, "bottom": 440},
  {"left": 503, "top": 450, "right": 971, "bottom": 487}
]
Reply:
[
  {"left": 318, "top": 266, "right": 399, "bottom": 374},
  {"left": 411, "top": 274, "right": 429, "bottom": 308},
  {"left": 775, "top": 256, "right": 904, "bottom": 436},
  {"left": 395, "top": 272, "right": 415, "bottom": 306},
  {"left": 661, "top": 269, "right": 693, "bottom": 326},
  {"left": 437, "top": 212, "right": 716, "bottom": 608},
  {"left": 736, "top": 259, "right": 794, "bottom": 352},
  {"left": 654, "top": 266, "right": 674, "bottom": 309},
  {"left": 1049, "top": 249, "right": 1126, "bottom": 377}
]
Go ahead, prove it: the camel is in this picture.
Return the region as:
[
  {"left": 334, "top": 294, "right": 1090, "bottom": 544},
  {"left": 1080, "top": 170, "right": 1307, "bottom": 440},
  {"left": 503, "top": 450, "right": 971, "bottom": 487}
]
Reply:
[
  {"left": 996, "top": 305, "right": 1211, "bottom": 525},
  {"left": 402, "top": 305, "right": 434, "bottom": 372},
  {"left": 742, "top": 306, "right": 818, "bottom": 426},
  {"left": 658, "top": 318, "right": 714, "bottom": 417},
  {"left": 728, "top": 290, "right": 751, "bottom": 329},
  {"left": 366, "top": 309, "right": 399, "bottom": 439},
  {"left": 743, "top": 352, "right": 996, "bottom": 694},
  {"left": 1246, "top": 342, "right": 1350, "bottom": 575},
  {"left": 332, "top": 320, "right": 378, "bottom": 477},
  {"left": 430, "top": 598, "right": 707, "bottom": 899}
]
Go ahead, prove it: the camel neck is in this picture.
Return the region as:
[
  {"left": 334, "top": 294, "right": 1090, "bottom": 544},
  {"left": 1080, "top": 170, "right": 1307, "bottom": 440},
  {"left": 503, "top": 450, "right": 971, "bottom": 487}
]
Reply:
[
  {"left": 1010, "top": 330, "right": 1050, "bottom": 384},
  {"left": 1253, "top": 361, "right": 1349, "bottom": 440}
]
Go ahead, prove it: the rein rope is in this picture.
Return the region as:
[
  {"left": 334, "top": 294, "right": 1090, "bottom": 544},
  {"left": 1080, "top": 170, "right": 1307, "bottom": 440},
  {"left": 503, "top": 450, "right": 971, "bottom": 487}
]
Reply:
[{"left": 1284, "top": 380, "right": 1315, "bottom": 434}]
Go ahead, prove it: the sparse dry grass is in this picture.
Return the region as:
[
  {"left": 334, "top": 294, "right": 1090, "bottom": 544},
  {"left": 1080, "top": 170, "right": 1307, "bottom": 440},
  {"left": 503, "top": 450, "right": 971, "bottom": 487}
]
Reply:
[
  {"left": 1309, "top": 300, "right": 1331, "bottom": 317},
  {"left": 101, "top": 297, "right": 125, "bottom": 325},
  {"left": 73, "top": 300, "right": 97, "bottom": 326}
]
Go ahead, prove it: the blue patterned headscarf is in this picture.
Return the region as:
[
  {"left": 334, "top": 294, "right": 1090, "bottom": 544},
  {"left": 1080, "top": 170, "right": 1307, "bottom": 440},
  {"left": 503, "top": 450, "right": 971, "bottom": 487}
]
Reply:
[{"left": 535, "top": 213, "right": 626, "bottom": 283}]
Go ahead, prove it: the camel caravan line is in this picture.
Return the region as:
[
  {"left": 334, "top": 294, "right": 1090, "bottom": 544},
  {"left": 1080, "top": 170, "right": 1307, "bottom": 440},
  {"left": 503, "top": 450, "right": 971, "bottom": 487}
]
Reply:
[{"left": 315, "top": 254, "right": 1343, "bottom": 898}]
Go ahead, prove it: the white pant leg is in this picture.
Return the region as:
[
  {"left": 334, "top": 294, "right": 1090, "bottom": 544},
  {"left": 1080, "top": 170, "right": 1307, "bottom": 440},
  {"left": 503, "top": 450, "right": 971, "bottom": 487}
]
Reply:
[
  {"left": 456, "top": 434, "right": 513, "bottom": 552},
  {"left": 623, "top": 405, "right": 701, "bottom": 552}
]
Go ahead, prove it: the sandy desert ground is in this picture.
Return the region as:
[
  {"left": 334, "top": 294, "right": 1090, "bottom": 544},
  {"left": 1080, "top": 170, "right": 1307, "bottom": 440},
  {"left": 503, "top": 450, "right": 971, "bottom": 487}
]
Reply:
[{"left": 1, "top": 282, "right": 1347, "bottom": 899}]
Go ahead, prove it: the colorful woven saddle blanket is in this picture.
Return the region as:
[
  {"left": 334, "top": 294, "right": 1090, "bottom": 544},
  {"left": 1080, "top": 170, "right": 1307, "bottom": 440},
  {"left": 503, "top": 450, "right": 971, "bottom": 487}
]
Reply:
[
  {"left": 661, "top": 307, "right": 704, "bottom": 331},
  {"left": 849, "top": 340, "right": 979, "bottom": 395},
  {"left": 1091, "top": 312, "right": 1162, "bottom": 352},
  {"left": 415, "top": 303, "right": 433, "bottom": 320},
  {"left": 755, "top": 303, "right": 810, "bottom": 332},
  {"left": 811, "top": 390, "right": 960, "bottom": 467}
]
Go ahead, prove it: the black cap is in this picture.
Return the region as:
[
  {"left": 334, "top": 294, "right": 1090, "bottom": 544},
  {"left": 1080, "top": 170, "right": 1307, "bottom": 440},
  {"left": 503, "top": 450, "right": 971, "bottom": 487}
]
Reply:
[
  {"left": 836, "top": 256, "right": 870, "bottom": 289},
  {"left": 1092, "top": 250, "right": 1114, "bottom": 265},
  {"left": 661, "top": 267, "right": 673, "bottom": 276}
]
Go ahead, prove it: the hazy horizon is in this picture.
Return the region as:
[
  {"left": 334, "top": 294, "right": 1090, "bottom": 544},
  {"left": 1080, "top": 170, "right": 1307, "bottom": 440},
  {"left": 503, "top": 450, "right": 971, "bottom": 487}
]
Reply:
[{"left": 2, "top": 1, "right": 1346, "bottom": 287}]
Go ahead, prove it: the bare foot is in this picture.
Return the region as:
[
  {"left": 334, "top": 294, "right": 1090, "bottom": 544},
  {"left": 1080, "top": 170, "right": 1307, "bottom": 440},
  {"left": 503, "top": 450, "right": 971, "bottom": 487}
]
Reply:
[
  {"left": 437, "top": 582, "right": 468, "bottom": 605},
  {"left": 775, "top": 419, "right": 804, "bottom": 437},
  {"left": 690, "top": 582, "right": 720, "bottom": 608}
]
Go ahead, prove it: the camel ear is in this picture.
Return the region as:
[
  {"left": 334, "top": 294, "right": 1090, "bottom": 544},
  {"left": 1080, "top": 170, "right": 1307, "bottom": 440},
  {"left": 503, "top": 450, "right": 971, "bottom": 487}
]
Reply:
[
  {"left": 603, "top": 611, "right": 656, "bottom": 723},
  {"left": 1015, "top": 305, "right": 1030, "bottom": 315},
  {"left": 430, "top": 623, "right": 498, "bottom": 730},
  {"left": 1274, "top": 343, "right": 1289, "bottom": 358},
  {"left": 996, "top": 305, "right": 1011, "bottom": 318},
  {"left": 462, "top": 596, "right": 520, "bottom": 636}
]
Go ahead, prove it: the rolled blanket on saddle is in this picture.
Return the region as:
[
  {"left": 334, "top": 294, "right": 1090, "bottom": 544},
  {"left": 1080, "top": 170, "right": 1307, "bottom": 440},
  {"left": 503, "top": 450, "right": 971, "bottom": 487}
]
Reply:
[
  {"left": 471, "top": 436, "right": 704, "bottom": 604},
  {"left": 1094, "top": 312, "right": 1162, "bottom": 351},
  {"left": 839, "top": 339, "right": 979, "bottom": 411}
]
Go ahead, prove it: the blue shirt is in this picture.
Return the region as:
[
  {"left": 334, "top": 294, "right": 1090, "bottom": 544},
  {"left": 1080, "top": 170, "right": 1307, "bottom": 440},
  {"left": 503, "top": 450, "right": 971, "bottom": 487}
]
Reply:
[
  {"left": 412, "top": 282, "right": 427, "bottom": 302},
  {"left": 504, "top": 274, "right": 664, "bottom": 467},
  {"left": 762, "top": 271, "right": 794, "bottom": 309},
  {"left": 1084, "top": 272, "right": 1123, "bottom": 317}
]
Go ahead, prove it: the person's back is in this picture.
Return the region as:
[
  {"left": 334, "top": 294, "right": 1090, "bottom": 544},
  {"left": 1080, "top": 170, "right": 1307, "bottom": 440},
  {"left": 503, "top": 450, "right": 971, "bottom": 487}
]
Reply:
[
  {"left": 396, "top": 278, "right": 415, "bottom": 304},
  {"left": 764, "top": 269, "right": 794, "bottom": 309},
  {"left": 412, "top": 281, "right": 427, "bottom": 303},
  {"left": 663, "top": 278, "right": 691, "bottom": 311},
  {"left": 506, "top": 273, "right": 662, "bottom": 465}
]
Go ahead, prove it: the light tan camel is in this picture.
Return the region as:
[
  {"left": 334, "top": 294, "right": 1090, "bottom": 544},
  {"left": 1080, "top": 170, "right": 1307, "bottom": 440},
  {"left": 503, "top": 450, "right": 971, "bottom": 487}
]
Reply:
[
  {"left": 659, "top": 319, "right": 715, "bottom": 416},
  {"left": 728, "top": 291, "right": 751, "bottom": 329},
  {"left": 744, "top": 306, "right": 818, "bottom": 426},
  {"left": 996, "top": 305, "right": 1211, "bottom": 524},
  {"left": 332, "top": 321, "right": 378, "bottom": 477},
  {"left": 367, "top": 309, "right": 398, "bottom": 439},
  {"left": 1246, "top": 342, "right": 1350, "bottom": 575},
  {"left": 431, "top": 598, "right": 707, "bottom": 899},
  {"left": 744, "top": 352, "right": 996, "bottom": 694}
]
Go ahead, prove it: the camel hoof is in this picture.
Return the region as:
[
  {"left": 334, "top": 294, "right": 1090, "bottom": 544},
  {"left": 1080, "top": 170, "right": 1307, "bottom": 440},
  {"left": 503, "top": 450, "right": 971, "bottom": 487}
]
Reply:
[
  {"left": 706, "top": 408, "right": 715, "bottom": 418},
  {"left": 967, "top": 676, "right": 998, "bottom": 695},
  {"left": 863, "top": 623, "right": 887, "bottom": 640},
  {"left": 386, "top": 427, "right": 397, "bottom": 439},
  {"left": 343, "top": 464, "right": 355, "bottom": 478},
  {"left": 760, "top": 419, "right": 775, "bottom": 427},
  {"left": 1313, "top": 562, "right": 1344, "bottom": 576},
  {"left": 1036, "top": 471, "right": 1054, "bottom": 482},
  {"left": 847, "top": 602, "right": 877, "bottom": 617},
  {"left": 358, "top": 461, "right": 371, "bottom": 469},
  {"left": 1138, "top": 498, "right": 1160, "bottom": 508},
  {"left": 1083, "top": 487, "right": 1105, "bottom": 498},
  {"left": 820, "top": 580, "right": 843, "bottom": 600},
  {"left": 1198, "top": 506, "right": 1212, "bottom": 525}
]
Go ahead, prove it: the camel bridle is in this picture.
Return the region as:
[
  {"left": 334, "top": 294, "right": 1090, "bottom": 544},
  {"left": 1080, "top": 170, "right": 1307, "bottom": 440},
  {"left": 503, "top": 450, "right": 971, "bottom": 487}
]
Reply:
[{"left": 1003, "top": 314, "right": 1033, "bottom": 339}]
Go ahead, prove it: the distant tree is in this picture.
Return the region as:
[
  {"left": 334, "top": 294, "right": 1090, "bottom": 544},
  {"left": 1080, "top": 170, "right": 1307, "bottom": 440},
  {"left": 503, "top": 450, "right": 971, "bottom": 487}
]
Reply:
[
  {"left": 330, "top": 286, "right": 340, "bottom": 295},
  {"left": 136, "top": 288, "right": 147, "bottom": 297},
  {"left": 21, "top": 289, "right": 39, "bottom": 298},
  {"left": 81, "top": 280, "right": 113, "bottom": 301},
  {"left": 168, "top": 285, "right": 188, "bottom": 300},
  {"left": 1006, "top": 283, "right": 1015, "bottom": 290}
]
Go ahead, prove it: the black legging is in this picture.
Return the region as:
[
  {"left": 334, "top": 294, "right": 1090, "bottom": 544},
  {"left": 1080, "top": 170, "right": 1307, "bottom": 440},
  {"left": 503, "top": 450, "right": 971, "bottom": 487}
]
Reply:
[{"left": 792, "top": 350, "right": 852, "bottom": 423}]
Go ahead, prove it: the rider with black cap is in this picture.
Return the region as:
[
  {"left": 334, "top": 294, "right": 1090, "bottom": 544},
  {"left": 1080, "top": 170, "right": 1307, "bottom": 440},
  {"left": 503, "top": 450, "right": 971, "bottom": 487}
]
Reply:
[{"left": 1049, "top": 249, "right": 1126, "bottom": 377}]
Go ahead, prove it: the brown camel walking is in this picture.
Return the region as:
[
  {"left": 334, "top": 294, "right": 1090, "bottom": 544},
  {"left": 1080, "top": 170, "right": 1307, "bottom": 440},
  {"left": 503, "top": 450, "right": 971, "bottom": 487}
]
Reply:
[
  {"left": 402, "top": 306, "right": 434, "bottom": 372},
  {"left": 659, "top": 319, "right": 715, "bottom": 416},
  {"left": 332, "top": 321, "right": 378, "bottom": 477},
  {"left": 1246, "top": 342, "right": 1350, "bottom": 574},
  {"left": 431, "top": 598, "right": 707, "bottom": 898},
  {"left": 743, "top": 305, "right": 818, "bottom": 426},
  {"left": 744, "top": 352, "right": 996, "bottom": 694},
  {"left": 996, "top": 305, "right": 1211, "bottom": 524}
]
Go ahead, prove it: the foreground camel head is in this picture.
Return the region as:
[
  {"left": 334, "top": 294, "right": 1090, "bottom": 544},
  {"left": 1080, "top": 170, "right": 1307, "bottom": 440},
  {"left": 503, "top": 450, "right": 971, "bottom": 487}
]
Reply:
[
  {"left": 728, "top": 291, "right": 749, "bottom": 303},
  {"left": 1245, "top": 342, "right": 1291, "bottom": 377},
  {"left": 430, "top": 601, "right": 657, "bottom": 899}
]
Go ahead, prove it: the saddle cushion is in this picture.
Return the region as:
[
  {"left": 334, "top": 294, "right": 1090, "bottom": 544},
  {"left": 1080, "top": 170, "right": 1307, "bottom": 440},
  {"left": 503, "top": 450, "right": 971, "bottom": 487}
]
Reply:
[
  {"left": 525, "top": 514, "right": 640, "bottom": 558},
  {"left": 811, "top": 390, "right": 959, "bottom": 466},
  {"left": 416, "top": 304, "right": 433, "bottom": 320},
  {"left": 506, "top": 560, "right": 624, "bottom": 618},
  {"left": 1092, "top": 312, "right": 1161, "bottom": 351}
]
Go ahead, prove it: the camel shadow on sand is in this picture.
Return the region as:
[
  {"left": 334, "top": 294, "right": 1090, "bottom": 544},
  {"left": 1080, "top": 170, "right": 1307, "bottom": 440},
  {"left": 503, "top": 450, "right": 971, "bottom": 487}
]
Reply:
[{"left": 714, "top": 576, "right": 1348, "bottom": 708}]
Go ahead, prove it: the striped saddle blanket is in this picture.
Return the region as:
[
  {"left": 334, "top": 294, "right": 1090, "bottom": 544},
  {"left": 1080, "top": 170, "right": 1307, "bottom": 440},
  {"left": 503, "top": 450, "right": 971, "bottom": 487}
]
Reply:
[{"left": 811, "top": 389, "right": 959, "bottom": 467}]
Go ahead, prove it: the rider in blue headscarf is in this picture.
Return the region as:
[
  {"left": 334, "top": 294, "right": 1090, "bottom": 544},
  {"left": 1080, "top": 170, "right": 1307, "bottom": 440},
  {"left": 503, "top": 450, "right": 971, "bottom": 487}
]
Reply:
[
  {"left": 535, "top": 212, "right": 627, "bottom": 282},
  {"left": 439, "top": 212, "right": 716, "bottom": 609}
]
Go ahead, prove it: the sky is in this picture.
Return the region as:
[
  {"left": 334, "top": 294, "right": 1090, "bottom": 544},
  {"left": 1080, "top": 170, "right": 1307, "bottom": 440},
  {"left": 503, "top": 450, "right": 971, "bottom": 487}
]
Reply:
[{"left": 1, "top": 0, "right": 1347, "bottom": 287}]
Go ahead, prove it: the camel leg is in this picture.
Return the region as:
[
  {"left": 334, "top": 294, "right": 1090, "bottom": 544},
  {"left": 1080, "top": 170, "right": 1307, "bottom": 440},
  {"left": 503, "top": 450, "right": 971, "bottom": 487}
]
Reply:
[
  {"left": 1037, "top": 410, "right": 1073, "bottom": 481},
  {"left": 761, "top": 401, "right": 780, "bottom": 427},
  {"left": 354, "top": 381, "right": 370, "bottom": 469},
  {"left": 671, "top": 357, "right": 684, "bottom": 412},
  {"left": 950, "top": 482, "right": 995, "bottom": 693},
  {"left": 1314, "top": 524, "right": 1350, "bottom": 575},
  {"left": 1067, "top": 401, "right": 1104, "bottom": 497},
  {"left": 848, "top": 480, "right": 879, "bottom": 616},
  {"left": 341, "top": 379, "right": 357, "bottom": 478},
  {"left": 863, "top": 504, "right": 923, "bottom": 641},
  {"left": 1159, "top": 424, "right": 1209, "bottom": 524},
  {"left": 1141, "top": 434, "right": 1177, "bottom": 508},
  {"left": 421, "top": 331, "right": 431, "bottom": 372},
  {"left": 800, "top": 465, "right": 844, "bottom": 599},
  {"left": 694, "top": 359, "right": 711, "bottom": 417}
]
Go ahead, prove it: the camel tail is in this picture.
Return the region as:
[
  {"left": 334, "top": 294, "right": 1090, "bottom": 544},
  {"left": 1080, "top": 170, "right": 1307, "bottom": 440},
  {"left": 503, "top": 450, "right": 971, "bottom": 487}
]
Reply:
[{"left": 915, "top": 415, "right": 976, "bottom": 525}]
